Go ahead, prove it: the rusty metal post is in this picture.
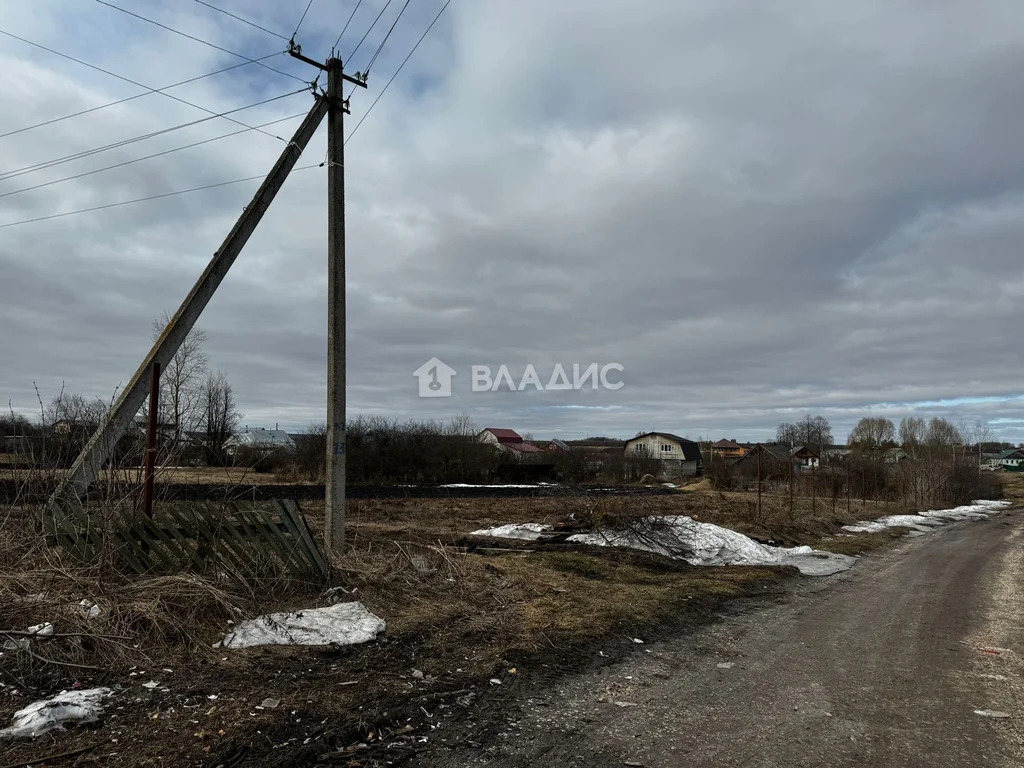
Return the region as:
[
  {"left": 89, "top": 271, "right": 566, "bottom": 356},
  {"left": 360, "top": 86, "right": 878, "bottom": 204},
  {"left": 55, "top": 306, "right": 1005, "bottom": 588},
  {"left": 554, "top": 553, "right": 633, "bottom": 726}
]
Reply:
[
  {"left": 756, "top": 447, "right": 762, "bottom": 519},
  {"left": 789, "top": 458, "right": 794, "bottom": 516},
  {"left": 142, "top": 361, "right": 160, "bottom": 519},
  {"left": 811, "top": 463, "right": 816, "bottom": 516}
]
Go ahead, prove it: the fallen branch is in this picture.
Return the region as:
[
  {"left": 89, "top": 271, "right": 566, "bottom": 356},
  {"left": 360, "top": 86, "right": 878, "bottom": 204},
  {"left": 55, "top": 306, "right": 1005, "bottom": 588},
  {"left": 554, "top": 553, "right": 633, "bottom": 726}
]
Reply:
[
  {"left": 1, "top": 630, "right": 131, "bottom": 640},
  {"left": 0, "top": 741, "right": 100, "bottom": 768},
  {"left": 0, "top": 633, "right": 103, "bottom": 671}
]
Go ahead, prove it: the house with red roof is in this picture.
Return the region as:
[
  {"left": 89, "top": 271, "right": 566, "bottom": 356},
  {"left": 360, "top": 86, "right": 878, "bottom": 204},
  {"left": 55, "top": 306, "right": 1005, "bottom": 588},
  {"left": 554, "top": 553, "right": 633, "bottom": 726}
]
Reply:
[{"left": 476, "top": 428, "right": 545, "bottom": 458}]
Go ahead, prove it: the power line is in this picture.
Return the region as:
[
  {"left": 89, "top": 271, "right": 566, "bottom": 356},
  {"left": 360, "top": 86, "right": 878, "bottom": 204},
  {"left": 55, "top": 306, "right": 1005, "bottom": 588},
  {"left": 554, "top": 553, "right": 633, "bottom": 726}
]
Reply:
[
  {"left": 0, "top": 89, "right": 309, "bottom": 182},
  {"left": 366, "top": 0, "right": 412, "bottom": 73},
  {"left": 94, "top": 0, "right": 307, "bottom": 84},
  {"left": 347, "top": 0, "right": 397, "bottom": 63},
  {"left": 332, "top": 0, "right": 365, "bottom": 52},
  {"left": 193, "top": 0, "right": 290, "bottom": 41},
  {"left": 0, "top": 164, "right": 322, "bottom": 231},
  {"left": 0, "top": 28, "right": 299, "bottom": 144},
  {"left": 0, "top": 53, "right": 284, "bottom": 140},
  {"left": 0, "top": 112, "right": 305, "bottom": 200},
  {"left": 292, "top": 0, "right": 316, "bottom": 39},
  {"left": 346, "top": 0, "right": 451, "bottom": 145}
]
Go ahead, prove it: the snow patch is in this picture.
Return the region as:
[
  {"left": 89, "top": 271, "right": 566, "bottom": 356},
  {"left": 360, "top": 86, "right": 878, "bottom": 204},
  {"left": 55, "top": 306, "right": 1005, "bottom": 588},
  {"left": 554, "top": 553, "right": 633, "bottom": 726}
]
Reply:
[
  {"left": 0, "top": 688, "right": 112, "bottom": 740},
  {"left": 566, "top": 516, "right": 857, "bottom": 576},
  {"left": 440, "top": 483, "right": 554, "bottom": 489},
  {"left": 219, "top": 602, "right": 385, "bottom": 649},
  {"left": 471, "top": 523, "right": 552, "bottom": 540},
  {"left": 843, "top": 500, "right": 1011, "bottom": 534}
]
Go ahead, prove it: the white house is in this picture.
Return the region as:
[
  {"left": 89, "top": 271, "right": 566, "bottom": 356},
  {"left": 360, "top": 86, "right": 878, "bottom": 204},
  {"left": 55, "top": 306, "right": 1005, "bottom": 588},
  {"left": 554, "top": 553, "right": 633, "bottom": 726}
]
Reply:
[
  {"left": 996, "top": 448, "right": 1024, "bottom": 469},
  {"left": 623, "top": 432, "right": 703, "bottom": 480}
]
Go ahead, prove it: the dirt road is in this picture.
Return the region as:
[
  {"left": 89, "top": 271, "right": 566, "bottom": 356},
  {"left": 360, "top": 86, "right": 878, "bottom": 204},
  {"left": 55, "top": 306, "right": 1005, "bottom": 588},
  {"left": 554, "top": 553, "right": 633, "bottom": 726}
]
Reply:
[{"left": 420, "top": 512, "right": 1023, "bottom": 767}]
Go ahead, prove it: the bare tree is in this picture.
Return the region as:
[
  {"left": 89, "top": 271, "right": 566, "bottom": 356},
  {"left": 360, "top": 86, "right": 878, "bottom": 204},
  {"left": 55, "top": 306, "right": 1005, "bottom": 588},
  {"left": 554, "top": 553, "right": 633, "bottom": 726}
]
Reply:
[
  {"left": 199, "top": 372, "right": 240, "bottom": 466},
  {"left": 777, "top": 415, "right": 833, "bottom": 454},
  {"left": 926, "top": 417, "right": 962, "bottom": 447},
  {"left": 776, "top": 422, "right": 800, "bottom": 445},
  {"left": 152, "top": 311, "right": 209, "bottom": 446},
  {"left": 898, "top": 416, "right": 926, "bottom": 457},
  {"left": 848, "top": 417, "right": 896, "bottom": 453},
  {"left": 44, "top": 390, "right": 110, "bottom": 466}
]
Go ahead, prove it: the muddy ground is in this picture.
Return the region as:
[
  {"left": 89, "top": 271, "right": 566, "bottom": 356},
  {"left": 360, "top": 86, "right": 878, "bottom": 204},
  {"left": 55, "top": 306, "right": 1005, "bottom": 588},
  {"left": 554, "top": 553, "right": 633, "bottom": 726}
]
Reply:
[{"left": 0, "top": 486, "right": 1004, "bottom": 766}]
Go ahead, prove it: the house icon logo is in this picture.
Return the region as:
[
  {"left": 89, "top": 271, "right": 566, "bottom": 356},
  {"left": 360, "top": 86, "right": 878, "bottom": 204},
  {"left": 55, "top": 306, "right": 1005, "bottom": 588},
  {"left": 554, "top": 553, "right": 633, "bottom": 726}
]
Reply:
[{"left": 413, "top": 357, "right": 457, "bottom": 397}]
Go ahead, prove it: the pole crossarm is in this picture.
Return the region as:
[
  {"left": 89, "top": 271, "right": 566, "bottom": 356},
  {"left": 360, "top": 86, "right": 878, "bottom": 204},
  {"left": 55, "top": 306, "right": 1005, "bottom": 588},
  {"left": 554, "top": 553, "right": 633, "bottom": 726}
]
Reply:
[{"left": 47, "top": 94, "right": 330, "bottom": 530}]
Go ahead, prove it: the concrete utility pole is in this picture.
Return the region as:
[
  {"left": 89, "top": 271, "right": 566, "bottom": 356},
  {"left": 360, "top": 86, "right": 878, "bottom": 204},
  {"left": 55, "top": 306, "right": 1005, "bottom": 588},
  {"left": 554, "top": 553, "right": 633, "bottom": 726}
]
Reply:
[
  {"left": 47, "top": 95, "right": 329, "bottom": 541},
  {"left": 325, "top": 57, "right": 346, "bottom": 553},
  {"left": 287, "top": 45, "right": 365, "bottom": 554}
]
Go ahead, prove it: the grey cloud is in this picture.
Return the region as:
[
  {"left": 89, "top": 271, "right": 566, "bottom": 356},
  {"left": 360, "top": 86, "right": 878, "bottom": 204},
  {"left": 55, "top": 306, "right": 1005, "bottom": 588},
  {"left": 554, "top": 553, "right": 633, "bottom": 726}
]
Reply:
[{"left": 1, "top": 0, "right": 1021, "bottom": 446}]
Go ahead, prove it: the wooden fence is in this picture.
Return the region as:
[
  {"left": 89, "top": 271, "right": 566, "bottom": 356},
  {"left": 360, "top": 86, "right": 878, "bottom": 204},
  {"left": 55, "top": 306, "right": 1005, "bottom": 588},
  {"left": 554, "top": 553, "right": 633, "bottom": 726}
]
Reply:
[{"left": 48, "top": 499, "right": 328, "bottom": 580}]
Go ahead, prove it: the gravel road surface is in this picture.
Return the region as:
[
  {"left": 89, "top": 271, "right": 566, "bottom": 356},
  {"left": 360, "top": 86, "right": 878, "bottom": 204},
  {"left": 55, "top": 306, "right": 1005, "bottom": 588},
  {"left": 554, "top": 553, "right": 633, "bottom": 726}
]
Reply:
[{"left": 422, "top": 511, "right": 1023, "bottom": 767}]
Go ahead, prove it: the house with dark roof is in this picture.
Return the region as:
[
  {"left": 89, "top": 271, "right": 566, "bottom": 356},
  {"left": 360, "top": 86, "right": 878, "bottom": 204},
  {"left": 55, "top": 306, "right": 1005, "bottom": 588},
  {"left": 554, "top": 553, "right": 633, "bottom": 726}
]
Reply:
[
  {"left": 710, "top": 438, "right": 747, "bottom": 460},
  {"left": 821, "top": 444, "right": 852, "bottom": 463},
  {"left": 995, "top": 448, "right": 1024, "bottom": 470},
  {"left": 623, "top": 431, "right": 702, "bottom": 480},
  {"left": 735, "top": 443, "right": 819, "bottom": 474},
  {"left": 884, "top": 447, "right": 911, "bottom": 464}
]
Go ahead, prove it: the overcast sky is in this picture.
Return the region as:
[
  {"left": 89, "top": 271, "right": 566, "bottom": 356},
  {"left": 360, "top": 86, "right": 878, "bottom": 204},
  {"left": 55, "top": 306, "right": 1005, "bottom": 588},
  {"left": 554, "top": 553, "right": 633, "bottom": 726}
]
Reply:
[{"left": 1, "top": 0, "right": 1022, "bottom": 444}]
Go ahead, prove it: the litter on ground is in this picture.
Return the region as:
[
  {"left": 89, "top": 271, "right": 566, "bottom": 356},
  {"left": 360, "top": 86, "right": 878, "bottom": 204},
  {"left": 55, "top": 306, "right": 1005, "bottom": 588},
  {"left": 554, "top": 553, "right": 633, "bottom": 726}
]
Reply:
[
  {"left": 26, "top": 622, "right": 54, "bottom": 638},
  {"left": 974, "top": 709, "right": 1011, "bottom": 718},
  {"left": 0, "top": 688, "right": 113, "bottom": 740},
  {"left": 218, "top": 602, "right": 386, "bottom": 649}
]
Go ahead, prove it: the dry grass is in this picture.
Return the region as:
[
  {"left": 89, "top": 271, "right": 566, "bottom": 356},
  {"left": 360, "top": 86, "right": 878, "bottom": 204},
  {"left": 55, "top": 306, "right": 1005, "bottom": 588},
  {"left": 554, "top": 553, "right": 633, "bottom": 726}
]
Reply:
[
  {"left": 813, "top": 528, "right": 911, "bottom": 556},
  {"left": 999, "top": 472, "right": 1024, "bottom": 504},
  {"left": 0, "top": 505, "right": 300, "bottom": 677},
  {"left": 0, "top": 463, "right": 297, "bottom": 485}
]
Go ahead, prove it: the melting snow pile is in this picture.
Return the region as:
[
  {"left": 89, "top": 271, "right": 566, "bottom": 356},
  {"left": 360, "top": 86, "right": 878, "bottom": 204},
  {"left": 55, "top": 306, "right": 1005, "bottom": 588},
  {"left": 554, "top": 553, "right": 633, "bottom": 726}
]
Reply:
[
  {"left": 0, "top": 688, "right": 112, "bottom": 740},
  {"left": 843, "top": 500, "right": 1012, "bottom": 534},
  {"left": 218, "top": 602, "right": 385, "bottom": 649},
  {"left": 441, "top": 483, "right": 557, "bottom": 488},
  {"left": 566, "top": 516, "right": 855, "bottom": 576},
  {"left": 475, "top": 517, "right": 854, "bottom": 576},
  {"left": 471, "top": 523, "right": 552, "bottom": 540}
]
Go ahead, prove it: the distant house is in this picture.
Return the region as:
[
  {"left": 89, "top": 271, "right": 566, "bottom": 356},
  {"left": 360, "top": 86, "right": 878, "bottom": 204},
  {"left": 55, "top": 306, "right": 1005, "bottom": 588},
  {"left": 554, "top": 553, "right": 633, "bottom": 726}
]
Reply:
[
  {"left": 821, "top": 444, "right": 852, "bottom": 463},
  {"left": 884, "top": 447, "right": 911, "bottom": 464},
  {"left": 790, "top": 445, "right": 820, "bottom": 468},
  {"left": 736, "top": 443, "right": 819, "bottom": 474},
  {"left": 995, "top": 448, "right": 1024, "bottom": 470},
  {"left": 476, "top": 428, "right": 545, "bottom": 459},
  {"left": 624, "top": 432, "right": 702, "bottom": 480},
  {"left": 224, "top": 427, "right": 295, "bottom": 458},
  {"left": 710, "top": 439, "right": 747, "bottom": 460},
  {"left": 546, "top": 438, "right": 571, "bottom": 453},
  {"left": 51, "top": 419, "right": 98, "bottom": 438}
]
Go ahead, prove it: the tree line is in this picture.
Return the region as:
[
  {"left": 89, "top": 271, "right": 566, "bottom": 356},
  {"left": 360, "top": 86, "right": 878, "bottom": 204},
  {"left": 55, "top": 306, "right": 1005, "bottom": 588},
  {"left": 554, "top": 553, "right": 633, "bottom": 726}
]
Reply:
[{"left": 2, "top": 315, "right": 240, "bottom": 467}]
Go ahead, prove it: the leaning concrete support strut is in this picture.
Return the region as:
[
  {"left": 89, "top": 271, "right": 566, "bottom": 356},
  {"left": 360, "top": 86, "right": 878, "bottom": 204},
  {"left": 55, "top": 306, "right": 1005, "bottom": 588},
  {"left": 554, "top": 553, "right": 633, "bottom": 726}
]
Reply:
[{"left": 47, "top": 94, "right": 329, "bottom": 530}]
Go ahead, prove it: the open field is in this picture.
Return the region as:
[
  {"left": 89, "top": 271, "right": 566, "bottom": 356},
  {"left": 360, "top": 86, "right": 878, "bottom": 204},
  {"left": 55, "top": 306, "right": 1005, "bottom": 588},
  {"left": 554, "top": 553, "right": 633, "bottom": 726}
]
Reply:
[
  {"left": 0, "top": 481, "right": 1010, "bottom": 765},
  {"left": 0, "top": 460, "right": 309, "bottom": 486}
]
